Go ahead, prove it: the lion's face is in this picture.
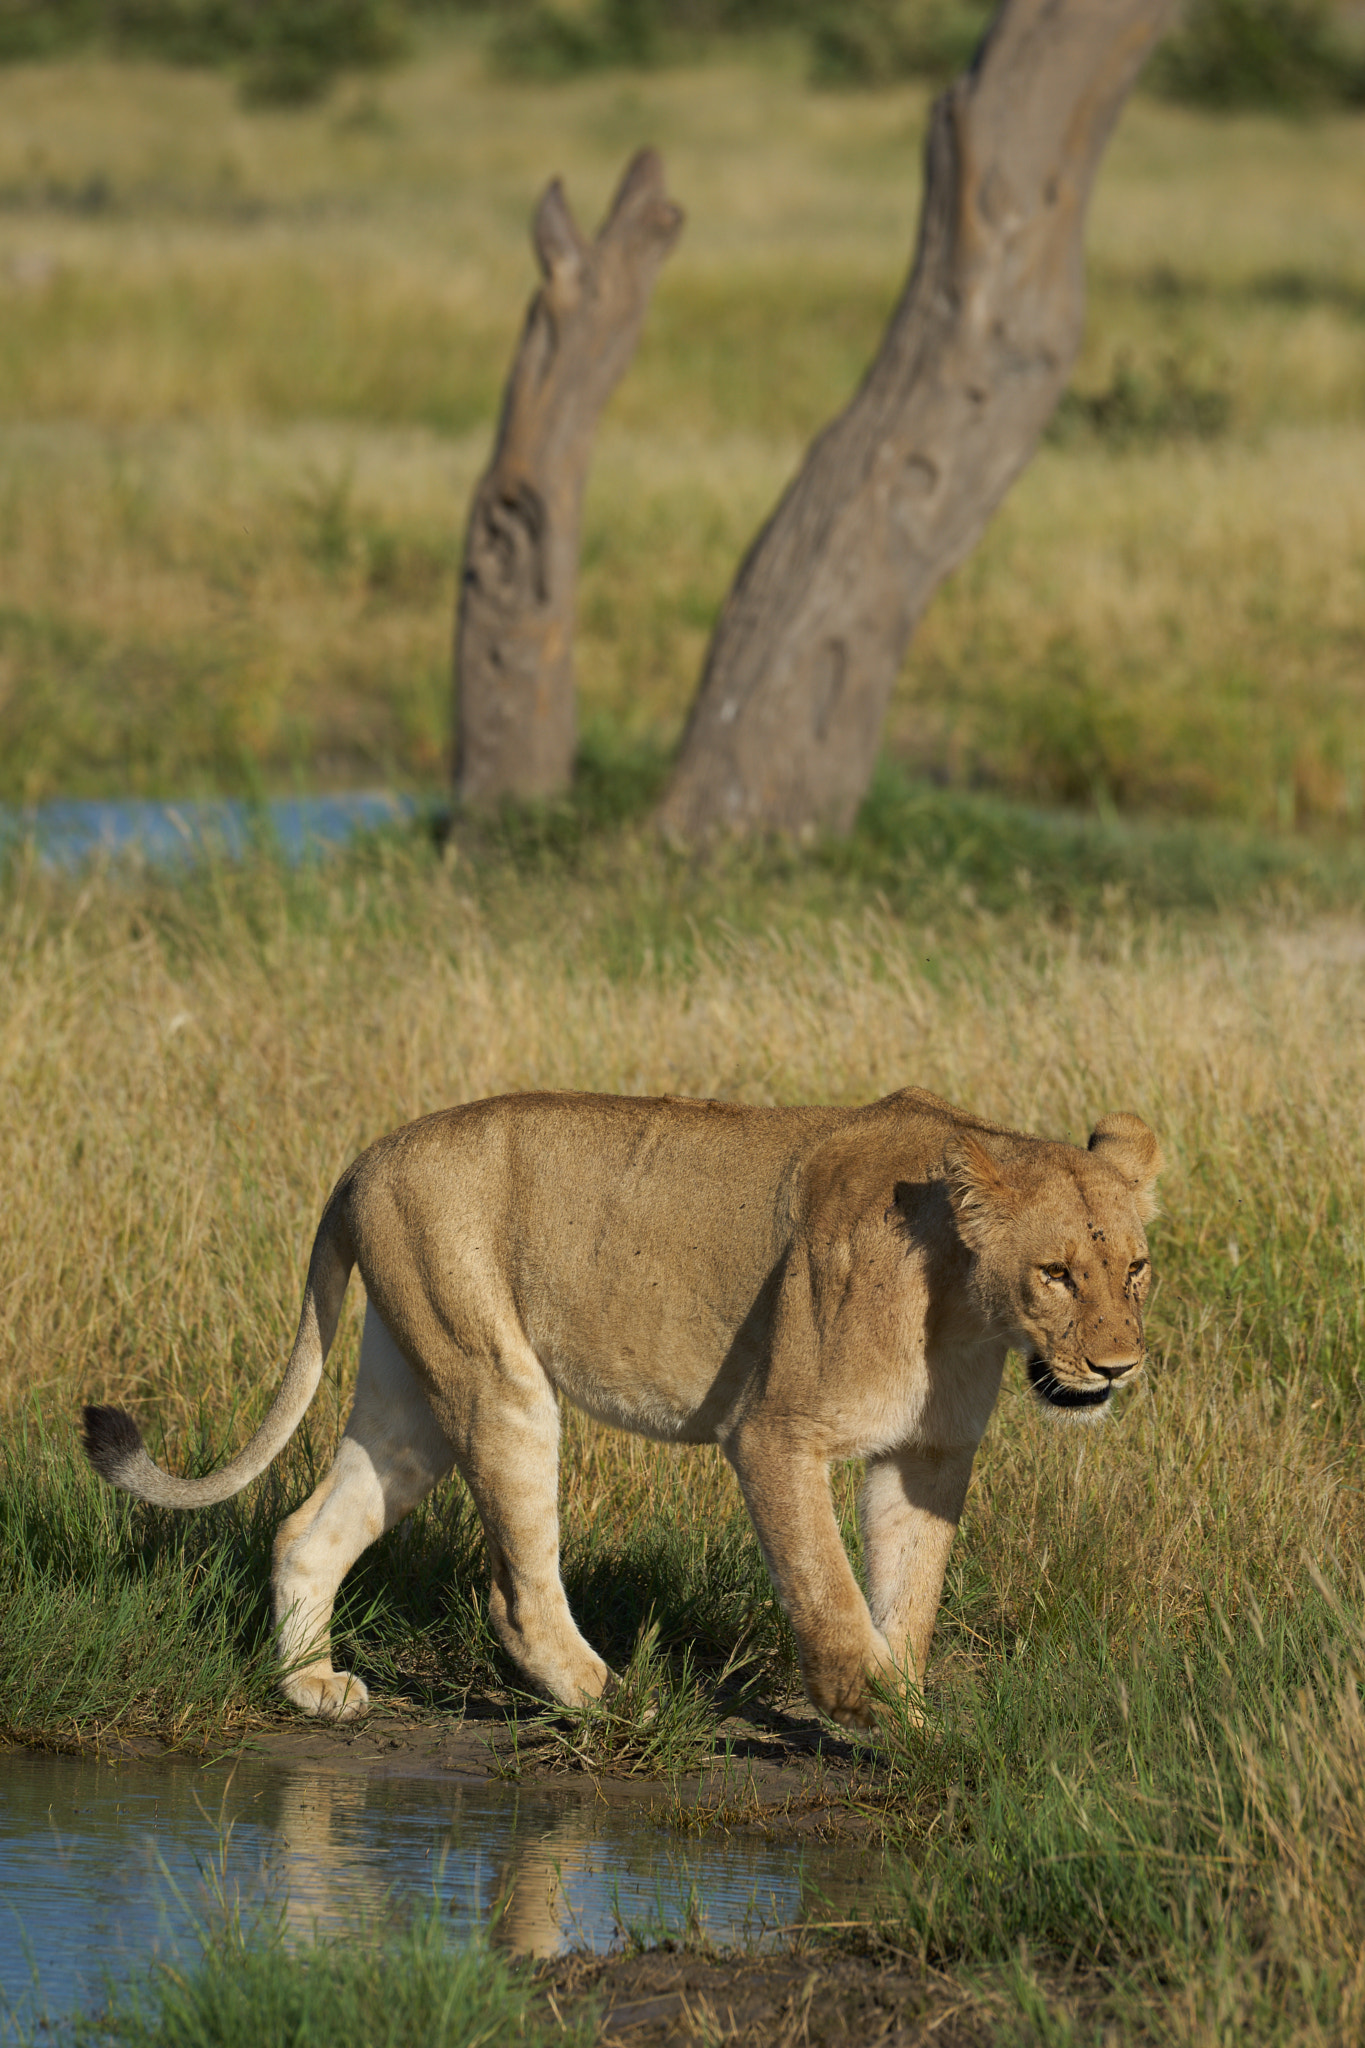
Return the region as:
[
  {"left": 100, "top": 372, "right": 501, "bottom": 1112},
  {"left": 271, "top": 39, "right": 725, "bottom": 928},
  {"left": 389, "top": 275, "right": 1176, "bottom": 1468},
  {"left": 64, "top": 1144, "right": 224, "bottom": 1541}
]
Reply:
[{"left": 946, "top": 1112, "right": 1162, "bottom": 1413}]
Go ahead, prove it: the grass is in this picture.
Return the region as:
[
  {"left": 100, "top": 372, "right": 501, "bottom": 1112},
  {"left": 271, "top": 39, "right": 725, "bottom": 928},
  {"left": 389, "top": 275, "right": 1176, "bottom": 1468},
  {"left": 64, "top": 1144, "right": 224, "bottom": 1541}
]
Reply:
[
  {"left": 3, "top": 799, "right": 1362, "bottom": 2035},
  {"left": 2, "top": 807, "right": 1363, "bottom": 1710},
  {"left": 500, "top": 1618, "right": 724, "bottom": 1778},
  {"left": 59, "top": 1907, "right": 598, "bottom": 2048},
  {"left": 0, "top": 29, "right": 1363, "bottom": 815},
  {"left": 3, "top": 19, "right": 1365, "bottom": 2043},
  {"left": 853, "top": 1573, "right": 1365, "bottom": 2040},
  {"left": 0, "top": 1409, "right": 280, "bottom": 1747}
]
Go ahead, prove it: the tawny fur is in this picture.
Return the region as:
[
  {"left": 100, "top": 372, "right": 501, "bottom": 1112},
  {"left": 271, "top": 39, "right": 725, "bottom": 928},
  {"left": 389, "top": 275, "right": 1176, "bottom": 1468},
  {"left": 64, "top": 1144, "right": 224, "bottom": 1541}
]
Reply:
[{"left": 81, "top": 1087, "right": 1161, "bottom": 1731}]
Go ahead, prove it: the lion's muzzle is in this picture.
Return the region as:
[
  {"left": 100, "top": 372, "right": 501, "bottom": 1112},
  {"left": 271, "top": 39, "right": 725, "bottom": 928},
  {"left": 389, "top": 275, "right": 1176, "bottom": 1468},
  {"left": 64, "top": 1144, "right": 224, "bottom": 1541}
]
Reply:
[{"left": 1025, "top": 1352, "right": 1141, "bottom": 1411}]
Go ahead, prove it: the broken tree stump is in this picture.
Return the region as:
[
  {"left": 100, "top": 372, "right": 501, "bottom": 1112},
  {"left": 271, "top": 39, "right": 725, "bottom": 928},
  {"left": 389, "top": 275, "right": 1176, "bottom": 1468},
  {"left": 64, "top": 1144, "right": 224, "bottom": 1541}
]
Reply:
[{"left": 453, "top": 148, "right": 683, "bottom": 804}]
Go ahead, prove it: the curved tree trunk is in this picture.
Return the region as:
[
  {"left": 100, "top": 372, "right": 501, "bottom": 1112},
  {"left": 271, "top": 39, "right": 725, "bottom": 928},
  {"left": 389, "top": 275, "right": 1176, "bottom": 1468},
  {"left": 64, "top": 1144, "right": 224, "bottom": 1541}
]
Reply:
[
  {"left": 454, "top": 149, "right": 682, "bottom": 804},
  {"left": 658, "top": 0, "right": 1173, "bottom": 840}
]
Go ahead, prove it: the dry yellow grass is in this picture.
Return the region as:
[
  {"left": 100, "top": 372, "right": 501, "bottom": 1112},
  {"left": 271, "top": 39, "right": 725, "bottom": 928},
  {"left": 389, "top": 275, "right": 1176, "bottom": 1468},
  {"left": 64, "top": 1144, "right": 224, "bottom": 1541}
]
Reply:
[
  {"left": 898, "top": 424, "right": 1365, "bottom": 818},
  {"left": 1, "top": 33, "right": 1363, "bottom": 811},
  {"left": 3, "top": 857, "right": 1361, "bottom": 1654}
]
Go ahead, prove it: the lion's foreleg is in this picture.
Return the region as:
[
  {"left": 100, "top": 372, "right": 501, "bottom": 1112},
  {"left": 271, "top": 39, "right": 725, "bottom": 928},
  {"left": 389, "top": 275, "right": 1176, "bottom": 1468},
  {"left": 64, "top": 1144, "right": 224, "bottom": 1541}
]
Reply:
[
  {"left": 727, "top": 1432, "right": 894, "bottom": 1733},
  {"left": 860, "top": 1445, "right": 974, "bottom": 1692},
  {"left": 272, "top": 1302, "right": 455, "bottom": 1720}
]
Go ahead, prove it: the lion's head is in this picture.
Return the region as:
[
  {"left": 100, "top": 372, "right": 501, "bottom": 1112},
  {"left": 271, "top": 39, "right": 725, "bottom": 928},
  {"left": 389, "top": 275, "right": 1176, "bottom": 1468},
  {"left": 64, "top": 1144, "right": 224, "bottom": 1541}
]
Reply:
[{"left": 946, "top": 1112, "right": 1162, "bottom": 1413}]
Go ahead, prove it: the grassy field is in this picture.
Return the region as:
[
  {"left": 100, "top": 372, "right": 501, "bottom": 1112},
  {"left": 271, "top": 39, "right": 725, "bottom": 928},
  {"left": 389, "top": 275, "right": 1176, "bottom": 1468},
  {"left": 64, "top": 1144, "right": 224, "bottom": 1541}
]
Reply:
[
  {"left": 3, "top": 17, "right": 1365, "bottom": 2046},
  {"left": 1, "top": 24, "right": 1363, "bottom": 818},
  {"left": 3, "top": 807, "right": 1365, "bottom": 2039}
]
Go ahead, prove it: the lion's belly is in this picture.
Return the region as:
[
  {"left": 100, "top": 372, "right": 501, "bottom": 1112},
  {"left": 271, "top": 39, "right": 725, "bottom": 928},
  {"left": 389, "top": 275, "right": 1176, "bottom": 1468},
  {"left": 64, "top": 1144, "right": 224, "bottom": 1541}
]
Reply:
[
  {"left": 521, "top": 1259, "right": 761, "bottom": 1446},
  {"left": 542, "top": 1357, "right": 721, "bottom": 1443}
]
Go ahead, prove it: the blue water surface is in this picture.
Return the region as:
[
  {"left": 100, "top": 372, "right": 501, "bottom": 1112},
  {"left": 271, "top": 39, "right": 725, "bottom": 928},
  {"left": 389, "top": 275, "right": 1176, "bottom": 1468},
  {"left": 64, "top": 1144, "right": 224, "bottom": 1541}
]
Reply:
[
  {"left": 0, "top": 793, "right": 424, "bottom": 871},
  {"left": 0, "top": 1748, "right": 874, "bottom": 2038}
]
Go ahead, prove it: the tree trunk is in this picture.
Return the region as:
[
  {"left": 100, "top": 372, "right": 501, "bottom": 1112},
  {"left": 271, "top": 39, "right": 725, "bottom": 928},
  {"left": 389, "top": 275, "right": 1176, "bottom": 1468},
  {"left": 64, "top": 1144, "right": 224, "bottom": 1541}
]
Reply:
[
  {"left": 454, "top": 149, "right": 683, "bottom": 804},
  {"left": 657, "top": 0, "right": 1173, "bottom": 840}
]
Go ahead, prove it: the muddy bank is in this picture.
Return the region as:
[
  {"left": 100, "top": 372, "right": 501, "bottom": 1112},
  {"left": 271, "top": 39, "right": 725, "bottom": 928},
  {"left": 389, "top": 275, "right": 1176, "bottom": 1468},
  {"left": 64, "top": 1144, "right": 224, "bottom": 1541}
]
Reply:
[
  {"left": 539, "top": 1947, "right": 999, "bottom": 2045},
  {"left": 14, "top": 1697, "right": 886, "bottom": 1841}
]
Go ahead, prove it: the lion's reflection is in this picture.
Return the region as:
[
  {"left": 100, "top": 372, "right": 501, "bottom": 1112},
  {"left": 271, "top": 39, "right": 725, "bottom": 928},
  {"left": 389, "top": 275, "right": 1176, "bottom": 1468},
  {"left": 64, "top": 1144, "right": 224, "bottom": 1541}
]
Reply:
[{"left": 264, "top": 1768, "right": 605, "bottom": 1956}]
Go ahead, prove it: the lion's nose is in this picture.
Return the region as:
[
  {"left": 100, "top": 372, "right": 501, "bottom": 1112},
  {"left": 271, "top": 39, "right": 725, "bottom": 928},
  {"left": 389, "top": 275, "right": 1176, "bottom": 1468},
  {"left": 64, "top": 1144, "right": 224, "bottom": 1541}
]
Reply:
[{"left": 1086, "top": 1357, "right": 1141, "bottom": 1382}]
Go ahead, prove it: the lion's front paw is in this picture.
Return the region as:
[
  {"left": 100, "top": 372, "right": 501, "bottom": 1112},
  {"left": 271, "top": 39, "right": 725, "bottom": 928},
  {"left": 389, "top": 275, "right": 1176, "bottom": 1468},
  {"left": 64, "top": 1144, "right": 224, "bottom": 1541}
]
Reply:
[
  {"left": 804, "top": 1662, "right": 876, "bottom": 1733},
  {"left": 806, "top": 1647, "right": 919, "bottom": 1735},
  {"left": 282, "top": 1669, "right": 370, "bottom": 1721},
  {"left": 824, "top": 1682, "right": 926, "bottom": 1735},
  {"left": 825, "top": 1694, "right": 876, "bottom": 1734}
]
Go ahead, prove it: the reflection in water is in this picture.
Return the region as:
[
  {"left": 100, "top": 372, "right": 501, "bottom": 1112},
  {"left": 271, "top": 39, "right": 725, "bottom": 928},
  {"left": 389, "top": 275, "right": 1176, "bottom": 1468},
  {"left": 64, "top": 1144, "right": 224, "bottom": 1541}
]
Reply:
[{"left": 0, "top": 1749, "right": 881, "bottom": 2029}]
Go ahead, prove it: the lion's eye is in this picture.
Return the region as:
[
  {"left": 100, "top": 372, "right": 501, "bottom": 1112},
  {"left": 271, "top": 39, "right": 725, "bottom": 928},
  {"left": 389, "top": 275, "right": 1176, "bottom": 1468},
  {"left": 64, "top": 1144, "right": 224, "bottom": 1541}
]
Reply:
[{"left": 1041, "top": 1263, "right": 1068, "bottom": 1283}]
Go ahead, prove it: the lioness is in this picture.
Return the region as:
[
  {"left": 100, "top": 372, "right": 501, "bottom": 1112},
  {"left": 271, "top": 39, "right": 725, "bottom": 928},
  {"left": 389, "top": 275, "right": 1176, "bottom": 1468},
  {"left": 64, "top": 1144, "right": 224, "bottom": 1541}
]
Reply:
[{"left": 82, "top": 1087, "right": 1160, "bottom": 1731}]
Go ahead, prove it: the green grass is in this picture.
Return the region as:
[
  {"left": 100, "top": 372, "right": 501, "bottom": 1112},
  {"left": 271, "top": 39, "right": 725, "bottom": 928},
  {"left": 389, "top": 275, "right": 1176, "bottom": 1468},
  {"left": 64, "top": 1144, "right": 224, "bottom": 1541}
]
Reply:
[
  {"left": 855, "top": 1578, "right": 1365, "bottom": 2042},
  {"left": 0, "top": 1408, "right": 283, "bottom": 1745},
  {"left": 499, "top": 1618, "right": 727, "bottom": 1778},
  {"left": 59, "top": 1910, "right": 596, "bottom": 2048}
]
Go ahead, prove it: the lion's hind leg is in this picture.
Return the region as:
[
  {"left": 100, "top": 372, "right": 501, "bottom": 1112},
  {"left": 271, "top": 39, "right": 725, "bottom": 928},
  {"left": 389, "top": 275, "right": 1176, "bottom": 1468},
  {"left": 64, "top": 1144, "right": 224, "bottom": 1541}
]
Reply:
[
  {"left": 447, "top": 1344, "right": 611, "bottom": 1711},
  {"left": 272, "top": 1302, "right": 455, "bottom": 1720}
]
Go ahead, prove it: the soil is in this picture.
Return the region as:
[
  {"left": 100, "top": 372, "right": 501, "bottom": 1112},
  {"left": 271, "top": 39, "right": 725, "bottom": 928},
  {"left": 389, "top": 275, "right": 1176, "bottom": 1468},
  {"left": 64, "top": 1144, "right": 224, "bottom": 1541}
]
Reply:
[
  {"left": 539, "top": 1945, "right": 1004, "bottom": 2045},
  {"left": 60, "top": 1690, "right": 885, "bottom": 1837}
]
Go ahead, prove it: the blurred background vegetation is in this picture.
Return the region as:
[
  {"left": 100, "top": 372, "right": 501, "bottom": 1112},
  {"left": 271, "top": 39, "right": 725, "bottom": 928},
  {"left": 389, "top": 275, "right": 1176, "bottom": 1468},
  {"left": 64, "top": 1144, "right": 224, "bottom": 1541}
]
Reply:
[
  {"left": 3, "top": 0, "right": 1365, "bottom": 105},
  {"left": 0, "top": 1, "right": 1362, "bottom": 826}
]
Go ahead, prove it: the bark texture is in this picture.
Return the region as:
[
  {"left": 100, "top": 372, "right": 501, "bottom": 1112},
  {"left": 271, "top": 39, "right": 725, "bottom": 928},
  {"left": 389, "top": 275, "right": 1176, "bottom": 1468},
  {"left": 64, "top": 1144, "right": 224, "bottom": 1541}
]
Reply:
[
  {"left": 658, "top": 0, "right": 1173, "bottom": 840},
  {"left": 454, "top": 149, "right": 682, "bottom": 803}
]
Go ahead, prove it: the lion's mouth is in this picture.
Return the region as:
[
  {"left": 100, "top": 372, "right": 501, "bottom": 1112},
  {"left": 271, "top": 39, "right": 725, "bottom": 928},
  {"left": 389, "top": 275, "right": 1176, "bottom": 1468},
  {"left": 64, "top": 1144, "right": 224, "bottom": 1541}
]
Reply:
[{"left": 1025, "top": 1356, "right": 1112, "bottom": 1410}]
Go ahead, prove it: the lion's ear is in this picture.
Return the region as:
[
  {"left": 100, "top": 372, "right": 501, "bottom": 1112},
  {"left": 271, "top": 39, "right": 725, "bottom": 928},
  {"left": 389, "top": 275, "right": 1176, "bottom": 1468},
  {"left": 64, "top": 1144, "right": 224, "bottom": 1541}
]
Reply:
[
  {"left": 1088, "top": 1112, "right": 1163, "bottom": 1220},
  {"left": 944, "top": 1133, "right": 1020, "bottom": 1250}
]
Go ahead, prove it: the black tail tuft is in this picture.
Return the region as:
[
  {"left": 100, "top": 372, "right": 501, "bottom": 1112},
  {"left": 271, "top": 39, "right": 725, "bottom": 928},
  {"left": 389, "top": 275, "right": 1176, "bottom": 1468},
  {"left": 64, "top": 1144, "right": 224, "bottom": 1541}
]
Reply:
[{"left": 81, "top": 1404, "right": 145, "bottom": 1482}]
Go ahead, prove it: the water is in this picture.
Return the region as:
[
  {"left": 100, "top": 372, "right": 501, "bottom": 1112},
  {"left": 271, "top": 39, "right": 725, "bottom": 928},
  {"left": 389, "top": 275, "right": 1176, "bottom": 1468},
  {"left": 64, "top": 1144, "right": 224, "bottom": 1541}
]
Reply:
[
  {"left": 0, "top": 1748, "right": 880, "bottom": 2033},
  {"left": 0, "top": 792, "right": 422, "bottom": 870}
]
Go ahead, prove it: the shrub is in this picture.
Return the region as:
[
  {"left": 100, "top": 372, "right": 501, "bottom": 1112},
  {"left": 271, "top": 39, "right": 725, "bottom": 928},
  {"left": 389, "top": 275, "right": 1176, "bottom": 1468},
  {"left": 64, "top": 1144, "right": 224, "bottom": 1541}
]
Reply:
[
  {"left": 488, "top": 0, "right": 813, "bottom": 82},
  {"left": 1150, "top": 0, "right": 1365, "bottom": 111},
  {"left": 808, "top": 0, "right": 992, "bottom": 88},
  {"left": 491, "top": 0, "right": 996, "bottom": 84},
  {"left": 491, "top": 0, "right": 662, "bottom": 78},
  {"left": 0, "top": 0, "right": 407, "bottom": 103},
  {"left": 1048, "top": 351, "right": 1234, "bottom": 450}
]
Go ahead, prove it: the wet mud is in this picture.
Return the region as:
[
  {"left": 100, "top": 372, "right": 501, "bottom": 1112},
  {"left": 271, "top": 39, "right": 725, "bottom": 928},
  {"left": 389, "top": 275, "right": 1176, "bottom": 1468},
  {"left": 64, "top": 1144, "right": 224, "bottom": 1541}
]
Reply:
[
  {"left": 542, "top": 1947, "right": 1002, "bottom": 2046},
  {"left": 47, "top": 1694, "right": 881, "bottom": 1839}
]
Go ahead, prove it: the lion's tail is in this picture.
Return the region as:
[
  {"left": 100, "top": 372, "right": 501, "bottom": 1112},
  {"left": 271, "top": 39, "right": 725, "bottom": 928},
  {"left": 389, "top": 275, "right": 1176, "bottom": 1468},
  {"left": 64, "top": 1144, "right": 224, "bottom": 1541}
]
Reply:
[{"left": 81, "top": 1190, "right": 354, "bottom": 1510}]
